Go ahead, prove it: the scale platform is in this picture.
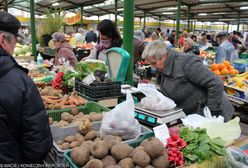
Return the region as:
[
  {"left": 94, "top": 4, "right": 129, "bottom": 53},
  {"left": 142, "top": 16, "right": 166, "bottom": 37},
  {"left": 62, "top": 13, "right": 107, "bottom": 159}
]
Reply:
[{"left": 135, "top": 103, "right": 186, "bottom": 127}]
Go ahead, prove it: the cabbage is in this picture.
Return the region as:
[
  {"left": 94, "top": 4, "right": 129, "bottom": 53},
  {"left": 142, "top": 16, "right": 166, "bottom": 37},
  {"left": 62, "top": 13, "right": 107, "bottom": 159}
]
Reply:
[
  {"left": 14, "top": 47, "right": 22, "bottom": 55},
  {"left": 25, "top": 52, "right": 32, "bottom": 57},
  {"left": 22, "top": 45, "right": 30, "bottom": 53},
  {"left": 201, "top": 117, "right": 241, "bottom": 145}
]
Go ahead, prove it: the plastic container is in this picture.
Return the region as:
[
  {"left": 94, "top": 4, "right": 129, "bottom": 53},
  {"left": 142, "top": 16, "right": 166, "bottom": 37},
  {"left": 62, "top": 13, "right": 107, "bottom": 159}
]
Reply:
[
  {"left": 37, "top": 53, "right": 44, "bottom": 65},
  {"left": 75, "top": 79, "right": 121, "bottom": 101},
  {"left": 47, "top": 101, "right": 110, "bottom": 121},
  {"left": 53, "top": 122, "right": 152, "bottom": 165}
]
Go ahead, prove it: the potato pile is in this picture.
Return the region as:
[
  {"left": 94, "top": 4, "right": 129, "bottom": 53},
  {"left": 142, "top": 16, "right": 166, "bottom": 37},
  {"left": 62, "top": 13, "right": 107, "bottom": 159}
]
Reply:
[
  {"left": 49, "top": 108, "right": 103, "bottom": 127},
  {"left": 70, "top": 137, "right": 169, "bottom": 168}
]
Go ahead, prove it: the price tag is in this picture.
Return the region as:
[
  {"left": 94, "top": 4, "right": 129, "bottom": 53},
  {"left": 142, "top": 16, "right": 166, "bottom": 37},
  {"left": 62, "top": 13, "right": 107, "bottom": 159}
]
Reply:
[{"left": 153, "top": 124, "right": 170, "bottom": 146}]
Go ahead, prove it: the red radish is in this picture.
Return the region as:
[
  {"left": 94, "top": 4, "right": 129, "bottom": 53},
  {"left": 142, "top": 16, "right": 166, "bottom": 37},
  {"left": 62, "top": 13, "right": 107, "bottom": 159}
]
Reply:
[{"left": 171, "top": 133, "right": 180, "bottom": 141}]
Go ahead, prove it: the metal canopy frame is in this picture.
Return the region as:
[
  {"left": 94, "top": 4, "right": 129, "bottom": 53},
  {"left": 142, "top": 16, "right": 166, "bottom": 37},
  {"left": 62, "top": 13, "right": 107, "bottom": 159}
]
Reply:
[{"left": 1, "top": 0, "right": 247, "bottom": 24}]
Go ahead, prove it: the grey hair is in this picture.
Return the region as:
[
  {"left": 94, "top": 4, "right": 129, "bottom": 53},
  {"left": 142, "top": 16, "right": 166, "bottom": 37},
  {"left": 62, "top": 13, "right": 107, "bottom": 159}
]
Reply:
[
  {"left": 142, "top": 40, "right": 168, "bottom": 60},
  {"left": 184, "top": 37, "right": 194, "bottom": 46},
  {"left": 0, "top": 31, "right": 15, "bottom": 43},
  {"left": 134, "top": 30, "right": 145, "bottom": 42},
  {"left": 78, "top": 28, "right": 85, "bottom": 34}
]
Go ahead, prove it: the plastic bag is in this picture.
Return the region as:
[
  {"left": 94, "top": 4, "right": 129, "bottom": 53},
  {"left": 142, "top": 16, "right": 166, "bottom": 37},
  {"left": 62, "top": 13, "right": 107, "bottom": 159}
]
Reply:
[
  {"left": 138, "top": 83, "right": 176, "bottom": 111},
  {"left": 181, "top": 107, "right": 241, "bottom": 145},
  {"left": 224, "top": 147, "right": 248, "bottom": 168},
  {"left": 100, "top": 92, "right": 141, "bottom": 140}
]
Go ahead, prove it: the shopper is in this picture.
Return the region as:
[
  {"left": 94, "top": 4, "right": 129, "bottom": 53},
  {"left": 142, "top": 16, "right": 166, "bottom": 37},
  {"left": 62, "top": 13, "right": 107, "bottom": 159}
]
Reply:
[
  {"left": 142, "top": 40, "right": 234, "bottom": 121},
  {"left": 191, "top": 34, "right": 197, "bottom": 43},
  {"left": 183, "top": 37, "right": 200, "bottom": 55},
  {"left": 216, "top": 31, "right": 236, "bottom": 64},
  {"left": 0, "top": 11, "right": 52, "bottom": 163},
  {"left": 85, "top": 28, "right": 97, "bottom": 43},
  {"left": 161, "top": 31, "right": 172, "bottom": 48},
  {"left": 52, "top": 32, "right": 77, "bottom": 67},
  {"left": 198, "top": 32, "right": 208, "bottom": 46},
  {"left": 142, "top": 26, "right": 150, "bottom": 38},
  {"left": 133, "top": 30, "right": 145, "bottom": 64},
  {"left": 85, "top": 19, "right": 122, "bottom": 62},
  {"left": 168, "top": 30, "right": 176, "bottom": 47},
  {"left": 74, "top": 28, "right": 85, "bottom": 42}
]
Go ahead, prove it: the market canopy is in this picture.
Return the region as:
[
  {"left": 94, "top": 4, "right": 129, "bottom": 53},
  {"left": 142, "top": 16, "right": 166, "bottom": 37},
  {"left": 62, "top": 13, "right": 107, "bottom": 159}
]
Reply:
[{"left": 2, "top": 0, "right": 248, "bottom": 24}]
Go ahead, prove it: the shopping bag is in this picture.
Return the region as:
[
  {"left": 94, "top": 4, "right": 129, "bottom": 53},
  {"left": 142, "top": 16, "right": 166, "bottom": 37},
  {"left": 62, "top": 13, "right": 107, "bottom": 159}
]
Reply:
[
  {"left": 138, "top": 83, "right": 176, "bottom": 111},
  {"left": 100, "top": 91, "right": 141, "bottom": 140}
]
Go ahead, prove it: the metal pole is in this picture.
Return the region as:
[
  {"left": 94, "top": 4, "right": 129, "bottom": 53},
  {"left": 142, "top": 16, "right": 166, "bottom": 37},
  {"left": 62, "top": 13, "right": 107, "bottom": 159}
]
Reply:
[
  {"left": 4, "top": 0, "right": 8, "bottom": 12},
  {"left": 175, "top": 0, "right": 181, "bottom": 47},
  {"left": 202, "top": 22, "right": 204, "bottom": 31},
  {"left": 190, "top": 21, "right": 193, "bottom": 32},
  {"left": 193, "top": 21, "right": 196, "bottom": 33},
  {"left": 98, "top": 15, "right": 100, "bottom": 24},
  {"left": 123, "top": 0, "right": 134, "bottom": 84},
  {"left": 30, "top": 0, "right": 37, "bottom": 61},
  {"left": 159, "top": 16, "right": 161, "bottom": 28},
  {"left": 115, "top": 0, "right": 118, "bottom": 25},
  {"left": 227, "top": 22, "right": 229, "bottom": 32},
  {"left": 80, "top": 6, "right": 83, "bottom": 27},
  {"left": 187, "top": 5, "right": 191, "bottom": 32},
  {"left": 237, "top": 12, "right": 240, "bottom": 32},
  {"left": 209, "top": 22, "right": 211, "bottom": 31},
  {"left": 223, "top": 22, "right": 225, "bottom": 31},
  {"left": 139, "top": 17, "right": 142, "bottom": 29},
  {"left": 144, "top": 11, "right": 147, "bottom": 26}
]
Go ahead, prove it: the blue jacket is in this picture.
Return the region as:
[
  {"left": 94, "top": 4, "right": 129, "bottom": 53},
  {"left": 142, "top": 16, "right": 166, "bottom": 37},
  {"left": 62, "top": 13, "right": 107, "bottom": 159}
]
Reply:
[
  {"left": 0, "top": 48, "right": 52, "bottom": 163},
  {"left": 216, "top": 40, "right": 236, "bottom": 64}
]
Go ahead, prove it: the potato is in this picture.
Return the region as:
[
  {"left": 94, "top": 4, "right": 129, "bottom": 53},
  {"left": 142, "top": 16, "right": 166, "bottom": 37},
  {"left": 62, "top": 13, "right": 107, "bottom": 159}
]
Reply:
[
  {"left": 52, "top": 121, "right": 58, "bottom": 125},
  {"left": 145, "top": 165, "right": 154, "bottom": 168},
  {"left": 106, "top": 166, "right": 121, "bottom": 168},
  {"left": 64, "top": 135, "right": 75, "bottom": 143},
  {"left": 71, "top": 146, "right": 90, "bottom": 166},
  {"left": 94, "top": 138, "right": 102, "bottom": 142},
  {"left": 111, "top": 143, "right": 133, "bottom": 161},
  {"left": 85, "top": 130, "right": 97, "bottom": 141},
  {"left": 130, "top": 146, "right": 144, "bottom": 158},
  {"left": 140, "top": 137, "right": 165, "bottom": 159},
  {"left": 133, "top": 148, "right": 150, "bottom": 167},
  {"left": 49, "top": 117, "right": 53, "bottom": 125},
  {"left": 85, "top": 159, "right": 103, "bottom": 168},
  {"left": 78, "top": 118, "right": 92, "bottom": 135},
  {"left": 75, "top": 133, "right": 85, "bottom": 143},
  {"left": 70, "top": 141, "right": 80, "bottom": 148},
  {"left": 89, "top": 112, "right": 103, "bottom": 122},
  {"left": 90, "top": 141, "right": 108, "bottom": 159},
  {"left": 103, "top": 135, "right": 122, "bottom": 150},
  {"left": 58, "top": 145, "right": 62, "bottom": 150},
  {"left": 59, "top": 120, "right": 69, "bottom": 127},
  {"left": 61, "top": 112, "right": 72, "bottom": 122},
  {"left": 56, "top": 140, "right": 63, "bottom": 145},
  {"left": 81, "top": 141, "right": 94, "bottom": 150},
  {"left": 151, "top": 155, "right": 169, "bottom": 168},
  {"left": 83, "top": 114, "right": 91, "bottom": 121},
  {"left": 102, "top": 155, "right": 117, "bottom": 167},
  {"left": 118, "top": 158, "right": 134, "bottom": 168},
  {"left": 71, "top": 107, "right": 79, "bottom": 116},
  {"left": 61, "top": 142, "right": 70, "bottom": 150}
]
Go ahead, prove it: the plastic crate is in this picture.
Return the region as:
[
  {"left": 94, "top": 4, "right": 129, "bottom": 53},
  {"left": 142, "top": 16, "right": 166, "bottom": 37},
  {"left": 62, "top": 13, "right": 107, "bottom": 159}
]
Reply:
[
  {"left": 64, "top": 131, "right": 154, "bottom": 168},
  {"left": 47, "top": 102, "right": 110, "bottom": 121},
  {"left": 75, "top": 79, "right": 121, "bottom": 101}
]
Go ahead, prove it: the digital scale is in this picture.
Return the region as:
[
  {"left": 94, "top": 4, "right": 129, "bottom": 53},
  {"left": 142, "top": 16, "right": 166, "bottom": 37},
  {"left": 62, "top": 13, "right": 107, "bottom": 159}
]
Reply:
[{"left": 134, "top": 103, "right": 186, "bottom": 127}]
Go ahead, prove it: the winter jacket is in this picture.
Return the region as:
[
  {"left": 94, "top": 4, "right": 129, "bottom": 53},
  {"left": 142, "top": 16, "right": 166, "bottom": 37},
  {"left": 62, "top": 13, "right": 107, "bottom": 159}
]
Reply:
[
  {"left": 160, "top": 49, "right": 234, "bottom": 121},
  {"left": 134, "top": 38, "right": 145, "bottom": 64},
  {"left": 0, "top": 48, "right": 52, "bottom": 163},
  {"left": 55, "top": 42, "right": 77, "bottom": 67}
]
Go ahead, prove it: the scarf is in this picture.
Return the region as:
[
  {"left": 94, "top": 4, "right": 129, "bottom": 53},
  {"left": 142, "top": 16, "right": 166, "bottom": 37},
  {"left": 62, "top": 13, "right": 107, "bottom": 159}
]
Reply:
[{"left": 95, "top": 39, "right": 112, "bottom": 51}]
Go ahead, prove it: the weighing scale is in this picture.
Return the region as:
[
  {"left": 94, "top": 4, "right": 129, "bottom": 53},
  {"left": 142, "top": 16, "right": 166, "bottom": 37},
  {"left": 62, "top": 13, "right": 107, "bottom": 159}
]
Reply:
[{"left": 135, "top": 103, "right": 186, "bottom": 127}]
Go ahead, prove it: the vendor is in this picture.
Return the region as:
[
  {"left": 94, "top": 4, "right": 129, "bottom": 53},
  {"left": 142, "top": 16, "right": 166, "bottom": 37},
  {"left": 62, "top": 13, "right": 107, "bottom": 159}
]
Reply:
[
  {"left": 142, "top": 40, "right": 234, "bottom": 121},
  {"left": 52, "top": 32, "right": 77, "bottom": 67},
  {"left": 84, "top": 19, "right": 122, "bottom": 62},
  {"left": 215, "top": 31, "right": 236, "bottom": 65}
]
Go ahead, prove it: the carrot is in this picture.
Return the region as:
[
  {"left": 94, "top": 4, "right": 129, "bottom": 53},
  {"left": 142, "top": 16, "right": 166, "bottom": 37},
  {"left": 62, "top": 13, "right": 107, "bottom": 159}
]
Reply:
[{"left": 61, "top": 105, "right": 77, "bottom": 109}]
